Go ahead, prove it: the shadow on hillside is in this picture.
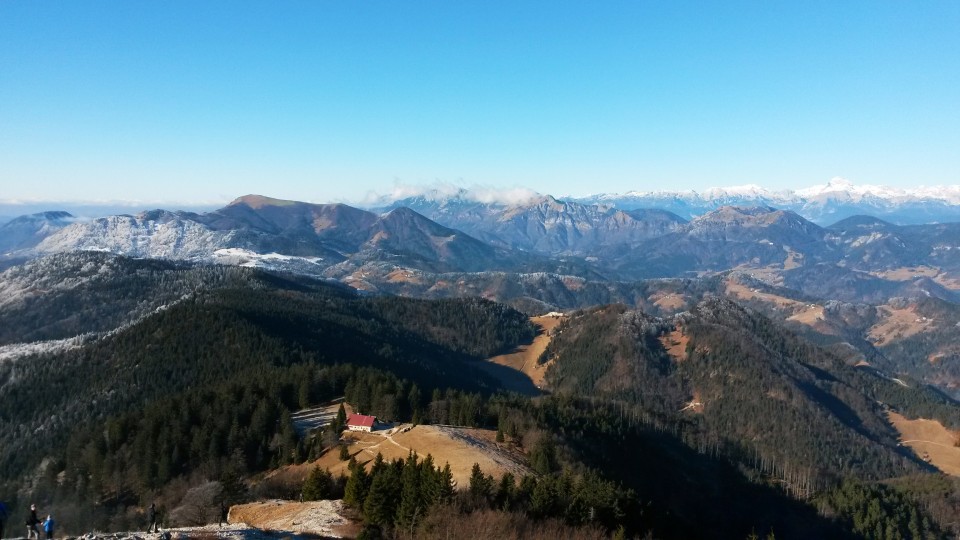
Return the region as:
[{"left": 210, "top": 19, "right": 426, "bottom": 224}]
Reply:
[{"left": 471, "top": 360, "right": 540, "bottom": 396}]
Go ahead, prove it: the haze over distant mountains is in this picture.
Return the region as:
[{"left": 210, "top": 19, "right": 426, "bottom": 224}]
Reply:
[
  {"left": 4, "top": 182, "right": 960, "bottom": 306},
  {"left": 374, "top": 177, "right": 960, "bottom": 225},
  {"left": 5, "top": 177, "right": 960, "bottom": 228}
]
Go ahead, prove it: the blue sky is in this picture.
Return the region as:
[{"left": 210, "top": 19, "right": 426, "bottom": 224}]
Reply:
[{"left": 1, "top": 1, "right": 958, "bottom": 206}]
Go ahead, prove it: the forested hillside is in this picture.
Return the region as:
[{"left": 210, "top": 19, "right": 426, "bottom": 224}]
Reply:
[
  {"left": 0, "top": 258, "right": 536, "bottom": 531},
  {"left": 536, "top": 299, "right": 960, "bottom": 538},
  {"left": 4, "top": 253, "right": 960, "bottom": 538}
]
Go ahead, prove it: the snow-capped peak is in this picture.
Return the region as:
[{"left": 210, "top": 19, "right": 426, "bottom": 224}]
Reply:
[{"left": 797, "top": 177, "right": 891, "bottom": 199}]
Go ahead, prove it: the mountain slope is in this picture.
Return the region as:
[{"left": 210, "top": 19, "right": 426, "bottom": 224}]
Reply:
[
  {"left": 383, "top": 193, "right": 687, "bottom": 255},
  {"left": 543, "top": 299, "right": 959, "bottom": 484},
  {"left": 0, "top": 261, "right": 536, "bottom": 487},
  {"left": 13, "top": 196, "right": 576, "bottom": 277},
  {"left": 0, "top": 211, "right": 76, "bottom": 254}
]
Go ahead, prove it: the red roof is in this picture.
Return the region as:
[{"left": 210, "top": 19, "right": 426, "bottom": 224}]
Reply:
[{"left": 347, "top": 413, "right": 376, "bottom": 428}]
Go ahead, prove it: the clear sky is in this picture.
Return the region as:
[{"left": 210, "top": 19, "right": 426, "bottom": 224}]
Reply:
[{"left": 1, "top": 1, "right": 958, "bottom": 206}]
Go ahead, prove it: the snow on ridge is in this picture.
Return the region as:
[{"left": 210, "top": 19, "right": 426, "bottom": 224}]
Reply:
[
  {"left": 213, "top": 248, "right": 324, "bottom": 267},
  {"left": 584, "top": 177, "right": 960, "bottom": 207},
  {"left": 32, "top": 214, "right": 230, "bottom": 260},
  {"left": 363, "top": 182, "right": 542, "bottom": 207},
  {"left": 0, "top": 334, "right": 94, "bottom": 363}
]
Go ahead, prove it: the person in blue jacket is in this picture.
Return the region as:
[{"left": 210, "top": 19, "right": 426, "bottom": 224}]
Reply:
[
  {"left": 0, "top": 500, "right": 8, "bottom": 540},
  {"left": 42, "top": 514, "right": 54, "bottom": 539}
]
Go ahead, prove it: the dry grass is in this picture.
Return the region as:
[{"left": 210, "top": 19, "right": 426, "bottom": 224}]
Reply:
[
  {"left": 869, "top": 266, "right": 960, "bottom": 290},
  {"left": 385, "top": 269, "right": 424, "bottom": 284},
  {"left": 726, "top": 278, "right": 836, "bottom": 331},
  {"left": 786, "top": 305, "right": 825, "bottom": 325},
  {"left": 868, "top": 305, "right": 936, "bottom": 343},
  {"left": 486, "top": 315, "right": 563, "bottom": 388},
  {"left": 726, "top": 263, "right": 787, "bottom": 287},
  {"left": 659, "top": 328, "right": 690, "bottom": 362},
  {"left": 725, "top": 280, "right": 800, "bottom": 309},
  {"left": 874, "top": 266, "right": 941, "bottom": 281},
  {"left": 782, "top": 248, "right": 803, "bottom": 270},
  {"left": 888, "top": 411, "right": 960, "bottom": 476},
  {"left": 651, "top": 292, "right": 687, "bottom": 311},
  {"left": 303, "top": 425, "right": 530, "bottom": 488},
  {"left": 933, "top": 272, "right": 960, "bottom": 290}
]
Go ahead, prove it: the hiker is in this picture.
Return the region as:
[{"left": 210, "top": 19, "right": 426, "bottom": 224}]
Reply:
[
  {"left": 0, "top": 499, "right": 8, "bottom": 540},
  {"left": 219, "top": 501, "right": 228, "bottom": 527},
  {"left": 42, "top": 514, "right": 54, "bottom": 540},
  {"left": 26, "top": 503, "right": 40, "bottom": 540},
  {"left": 146, "top": 502, "right": 158, "bottom": 533}
]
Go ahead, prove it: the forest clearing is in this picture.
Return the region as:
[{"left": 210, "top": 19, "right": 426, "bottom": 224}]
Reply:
[{"left": 888, "top": 411, "right": 960, "bottom": 476}]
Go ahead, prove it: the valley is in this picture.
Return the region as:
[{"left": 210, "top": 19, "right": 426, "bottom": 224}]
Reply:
[
  {"left": 483, "top": 313, "right": 564, "bottom": 390},
  {"left": 4, "top": 191, "right": 960, "bottom": 539}
]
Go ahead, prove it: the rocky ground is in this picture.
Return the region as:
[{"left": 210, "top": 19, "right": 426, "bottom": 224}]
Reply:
[{"left": 9, "top": 500, "right": 357, "bottom": 540}]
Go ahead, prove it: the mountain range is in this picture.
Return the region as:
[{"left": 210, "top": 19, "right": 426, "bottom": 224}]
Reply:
[
  {"left": 8, "top": 183, "right": 960, "bottom": 537},
  {"left": 576, "top": 177, "right": 960, "bottom": 224},
  {"left": 6, "top": 190, "right": 960, "bottom": 302}
]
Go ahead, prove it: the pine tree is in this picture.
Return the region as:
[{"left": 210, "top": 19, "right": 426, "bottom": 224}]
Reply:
[
  {"left": 419, "top": 454, "right": 441, "bottom": 505},
  {"left": 408, "top": 384, "right": 422, "bottom": 425},
  {"left": 439, "top": 463, "right": 455, "bottom": 502},
  {"left": 303, "top": 466, "right": 335, "bottom": 500},
  {"left": 495, "top": 472, "right": 515, "bottom": 510},
  {"left": 334, "top": 403, "right": 347, "bottom": 433},
  {"left": 530, "top": 477, "right": 557, "bottom": 518},
  {"left": 343, "top": 459, "right": 369, "bottom": 508},
  {"left": 468, "top": 463, "right": 492, "bottom": 506},
  {"left": 395, "top": 452, "right": 423, "bottom": 533},
  {"left": 364, "top": 465, "right": 400, "bottom": 527}
]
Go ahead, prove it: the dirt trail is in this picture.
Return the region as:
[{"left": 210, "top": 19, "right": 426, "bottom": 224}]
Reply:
[{"left": 229, "top": 499, "right": 356, "bottom": 538}]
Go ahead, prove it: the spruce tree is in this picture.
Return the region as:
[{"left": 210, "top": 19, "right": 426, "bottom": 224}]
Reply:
[
  {"left": 418, "top": 454, "right": 440, "bottom": 505},
  {"left": 343, "top": 459, "right": 369, "bottom": 508},
  {"left": 395, "top": 452, "right": 423, "bottom": 533},
  {"left": 334, "top": 403, "right": 347, "bottom": 433},
  {"left": 302, "top": 466, "right": 334, "bottom": 500},
  {"left": 495, "top": 472, "right": 515, "bottom": 510},
  {"left": 363, "top": 465, "right": 400, "bottom": 527},
  {"left": 468, "top": 463, "right": 492, "bottom": 506},
  {"left": 439, "top": 463, "right": 455, "bottom": 502}
]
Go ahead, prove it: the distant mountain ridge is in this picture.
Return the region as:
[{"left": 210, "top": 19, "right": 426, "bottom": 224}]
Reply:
[
  {"left": 0, "top": 210, "right": 78, "bottom": 254},
  {"left": 7, "top": 190, "right": 960, "bottom": 307},
  {"left": 7, "top": 195, "right": 570, "bottom": 278},
  {"left": 575, "top": 177, "right": 960, "bottom": 224}
]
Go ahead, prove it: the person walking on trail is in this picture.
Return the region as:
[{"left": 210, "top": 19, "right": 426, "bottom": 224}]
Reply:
[
  {"left": 146, "top": 502, "right": 158, "bottom": 533},
  {"left": 42, "top": 514, "right": 54, "bottom": 540},
  {"left": 219, "top": 501, "right": 228, "bottom": 527},
  {"left": 26, "top": 503, "right": 40, "bottom": 540}
]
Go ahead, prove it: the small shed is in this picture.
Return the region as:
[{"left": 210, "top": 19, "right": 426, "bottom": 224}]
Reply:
[{"left": 347, "top": 413, "right": 376, "bottom": 432}]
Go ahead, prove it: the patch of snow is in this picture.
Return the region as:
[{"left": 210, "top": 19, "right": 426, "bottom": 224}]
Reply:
[
  {"left": 213, "top": 248, "right": 324, "bottom": 267},
  {"left": 0, "top": 334, "right": 93, "bottom": 363}
]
